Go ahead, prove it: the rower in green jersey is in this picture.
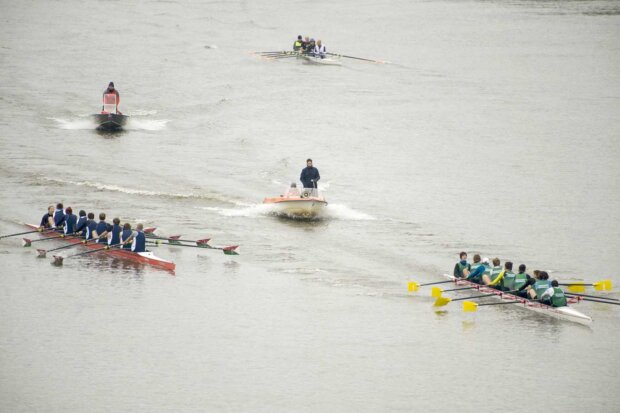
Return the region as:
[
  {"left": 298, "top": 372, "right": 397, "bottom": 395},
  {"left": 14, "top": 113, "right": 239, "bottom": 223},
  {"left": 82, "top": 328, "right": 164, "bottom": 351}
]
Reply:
[
  {"left": 453, "top": 251, "right": 471, "bottom": 278},
  {"left": 540, "top": 279, "right": 568, "bottom": 307},
  {"left": 482, "top": 257, "right": 503, "bottom": 287},
  {"left": 465, "top": 255, "right": 490, "bottom": 284},
  {"left": 514, "top": 264, "right": 534, "bottom": 298},
  {"left": 527, "top": 270, "right": 552, "bottom": 300},
  {"left": 499, "top": 261, "right": 516, "bottom": 291}
]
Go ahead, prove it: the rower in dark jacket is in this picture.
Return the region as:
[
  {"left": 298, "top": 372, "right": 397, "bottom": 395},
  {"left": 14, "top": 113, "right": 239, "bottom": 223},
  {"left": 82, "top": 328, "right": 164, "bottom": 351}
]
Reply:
[{"left": 300, "top": 158, "right": 320, "bottom": 188}]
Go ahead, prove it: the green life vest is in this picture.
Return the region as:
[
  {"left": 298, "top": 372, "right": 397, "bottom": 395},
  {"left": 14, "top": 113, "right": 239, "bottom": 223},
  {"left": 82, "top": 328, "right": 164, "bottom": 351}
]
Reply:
[
  {"left": 294, "top": 40, "right": 302, "bottom": 50},
  {"left": 489, "top": 266, "right": 502, "bottom": 282},
  {"left": 514, "top": 272, "right": 528, "bottom": 290},
  {"left": 533, "top": 280, "right": 552, "bottom": 299},
  {"left": 501, "top": 270, "right": 516, "bottom": 290},
  {"left": 457, "top": 261, "right": 470, "bottom": 276},
  {"left": 483, "top": 264, "right": 491, "bottom": 277},
  {"left": 550, "top": 287, "right": 567, "bottom": 307}
]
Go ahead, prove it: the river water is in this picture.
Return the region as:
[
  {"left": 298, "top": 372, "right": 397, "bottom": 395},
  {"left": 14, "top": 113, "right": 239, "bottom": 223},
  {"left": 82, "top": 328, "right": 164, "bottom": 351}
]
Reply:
[{"left": 1, "top": 1, "right": 619, "bottom": 412}]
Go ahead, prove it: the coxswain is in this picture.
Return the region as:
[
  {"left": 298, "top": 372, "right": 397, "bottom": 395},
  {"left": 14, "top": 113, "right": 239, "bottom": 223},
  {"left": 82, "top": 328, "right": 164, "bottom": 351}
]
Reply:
[
  {"left": 293, "top": 35, "right": 303, "bottom": 51},
  {"left": 93, "top": 212, "right": 110, "bottom": 243},
  {"left": 53, "top": 203, "right": 66, "bottom": 229},
  {"left": 453, "top": 251, "right": 470, "bottom": 278},
  {"left": 314, "top": 39, "right": 327, "bottom": 58},
  {"left": 123, "top": 223, "right": 146, "bottom": 253},
  {"left": 39, "top": 205, "right": 55, "bottom": 229},
  {"left": 107, "top": 217, "right": 122, "bottom": 246},
  {"left": 300, "top": 158, "right": 320, "bottom": 189},
  {"left": 540, "top": 280, "right": 568, "bottom": 307},
  {"left": 482, "top": 257, "right": 503, "bottom": 286},
  {"left": 74, "top": 210, "right": 88, "bottom": 235},
  {"left": 102, "top": 82, "right": 122, "bottom": 115},
  {"left": 528, "top": 271, "right": 552, "bottom": 301},
  {"left": 84, "top": 212, "right": 97, "bottom": 240},
  {"left": 63, "top": 207, "right": 77, "bottom": 235},
  {"left": 120, "top": 223, "right": 133, "bottom": 250}
]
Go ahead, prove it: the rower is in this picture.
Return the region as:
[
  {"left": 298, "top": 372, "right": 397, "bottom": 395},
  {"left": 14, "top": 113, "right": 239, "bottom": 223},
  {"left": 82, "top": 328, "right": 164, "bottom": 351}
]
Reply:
[
  {"left": 63, "top": 207, "right": 77, "bottom": 235},
  {"left": 514, "top": 264, "right": 533, "bottom": 298},
  {"left": 453, "top": 251, "right": 470, "bottom": 278},
  {"left": 102, "top": 82, "right": 122, "bottom": 115},
  {"left": 528, "top": 271, "right": 552, "bottom": 301},
  {"left": 84, "top": 212, "right": 97, "bottom": 240},
  {"left": 93, "top": 212, "right": 110, "bottom": 243},
  {"left": 499, "top": 261, "right": 516, "bottom": 291},
  {"left": 39, "top": 205, "right": 55, "bottom": 229},
  {"left": 301, "top": 36, "right": 310, "bottom": 52},
  {"left": 540, "top": 280, "right": 568, "bottom": 307},
  {"left": 123, "top": 223, "right": 146, "bottom": 253},
  {"left": 465, "top": 254, "right": 489, "bottom": 283},
  {"left": 120, "top": 223, "right": 132, "bottom": 250},
  {"left": 74, "top": 210, "right": 88, "bottom": 235},
  {"left": 314, "top": 39, "right": 327, "bottom": 58},
  {"left": 53, "top": 203, "right": 66, "bottom": 230},
  {"left": 107, "top": 217, "right": 122, "bottom": 246},
  {"left": 300, "top": 158, "right": 320, "bottom": 189},
  {"left": 293, "top": 35, "right": 303, "bottom": 51},
  {"left": 305, "top": 38, "right": 316, "bottom": 54},
  {"left": 482, "top": 257, "right": 503, "bottom": 286}
]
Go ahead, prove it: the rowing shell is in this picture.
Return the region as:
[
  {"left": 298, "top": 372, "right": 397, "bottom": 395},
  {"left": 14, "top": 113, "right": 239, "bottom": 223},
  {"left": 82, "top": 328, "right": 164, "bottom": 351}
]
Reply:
[
  {"left": 442, "top": 274, "right": 593, "bottom": 325},
  {"left": 26, "top": 224, "right": 175, "bottom": 272},
  {"left": 298, "top": 55, "right": 342, "bottom": 66}
]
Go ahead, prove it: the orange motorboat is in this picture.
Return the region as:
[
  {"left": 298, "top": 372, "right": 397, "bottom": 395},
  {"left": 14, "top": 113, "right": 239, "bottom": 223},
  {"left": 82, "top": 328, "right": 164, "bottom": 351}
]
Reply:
[{"left": 262, "top": 184, "right": 327, "bottom": 219}]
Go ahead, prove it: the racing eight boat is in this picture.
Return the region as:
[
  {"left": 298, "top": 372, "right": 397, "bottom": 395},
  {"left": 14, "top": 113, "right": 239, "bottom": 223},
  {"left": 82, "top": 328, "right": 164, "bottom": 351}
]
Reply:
[{"left": 25, "top": 224, "right": 175, "bottom": 272}]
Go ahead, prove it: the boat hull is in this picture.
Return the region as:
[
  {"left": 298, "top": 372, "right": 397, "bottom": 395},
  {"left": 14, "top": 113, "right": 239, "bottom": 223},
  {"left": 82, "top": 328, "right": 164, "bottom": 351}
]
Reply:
[
  {"left": 299, "top": 55, "right": 341, "bottom": 66},
  {"left": 263, "top": 198, "right": 328, "bottom": 218},
  {"left": 92, "top": 113, "right": 128, "bottom": 131},
  {"left": 441, "top": 274, "right": 592, "bottom": 325},
  {"left": 26, "top": 224, "right": 175, "bottom": 272}
]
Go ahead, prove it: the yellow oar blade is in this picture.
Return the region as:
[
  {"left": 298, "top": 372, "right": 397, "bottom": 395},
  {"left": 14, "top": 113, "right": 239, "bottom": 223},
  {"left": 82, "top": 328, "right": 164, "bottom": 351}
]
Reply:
[
  {"left": 567, "top": 283, "right": 586, "bottom": 293},
  {"left": 431, "top": 287, "right": 443, "bottom": 298},
  {"left": 593, "top": 279, "right": 613, "bottom": 292},
  {"left": 434, "top": 296, "right": 452, "bottom": 307},
  {"left": 463, "top": 301, "right": 479, "bottom": 312},
  {"left": 407, "top": 282, "right": 419, "bottom": 292}
]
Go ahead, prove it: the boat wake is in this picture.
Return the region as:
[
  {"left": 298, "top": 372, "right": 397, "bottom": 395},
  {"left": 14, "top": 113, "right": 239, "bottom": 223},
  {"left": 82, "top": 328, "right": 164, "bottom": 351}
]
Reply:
[
  {"left": 49, "top": 115, "right": 169, "bottom": 131},
  {"left": 49, "top": 117, "right": 95, "bottom": 130},
  {"left": 201, "top": 202, "right": 376, "bottom": 221}
]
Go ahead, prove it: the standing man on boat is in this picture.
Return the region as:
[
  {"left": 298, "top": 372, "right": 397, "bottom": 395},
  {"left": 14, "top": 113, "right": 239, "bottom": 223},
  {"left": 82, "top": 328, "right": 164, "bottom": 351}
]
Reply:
[
  {"left": 293, "top": 35, "right": 303, "bottom": 51},
  {"left": 102, "top": 82, "right": 121, "bottom": 114},
  {"left": 314, "top": 39, "right": 327, "bottom": 58},
  {"left": 123, "top": 223, "right": 146, "bottom": 253},
  {"left": 453, "top": 252, "right": 470, "bottom": 278},
  {"left": 300, "top": 158, "right": 320, "bottom": 189}
]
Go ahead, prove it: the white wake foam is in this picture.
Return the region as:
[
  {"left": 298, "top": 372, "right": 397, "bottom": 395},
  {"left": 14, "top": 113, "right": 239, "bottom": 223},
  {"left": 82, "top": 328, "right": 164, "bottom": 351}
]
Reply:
[
  {"left": 50, "top": 117, "right": 95, "bottom": 130},
  {"left": 201, "top": 202, "right": 375, "bottom": 221}
]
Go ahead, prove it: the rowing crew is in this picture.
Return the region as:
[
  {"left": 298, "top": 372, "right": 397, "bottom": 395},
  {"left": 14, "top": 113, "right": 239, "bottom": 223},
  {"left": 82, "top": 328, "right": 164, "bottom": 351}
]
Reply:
[
  {"left": 293, "top": 35, "right": 327, "bottom": 58},
  {"left": 39, "top": 204, "right": 146, "bottom": 253},
  {"left": 453, "top": 252, "right": 567, "bottom": 307}
]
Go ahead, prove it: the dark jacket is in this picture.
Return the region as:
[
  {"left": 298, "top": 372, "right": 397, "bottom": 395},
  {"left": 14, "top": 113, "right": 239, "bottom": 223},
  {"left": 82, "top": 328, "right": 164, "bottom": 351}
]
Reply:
[{"left": 300, "top": 166, "right": 320, "bottom": 188}]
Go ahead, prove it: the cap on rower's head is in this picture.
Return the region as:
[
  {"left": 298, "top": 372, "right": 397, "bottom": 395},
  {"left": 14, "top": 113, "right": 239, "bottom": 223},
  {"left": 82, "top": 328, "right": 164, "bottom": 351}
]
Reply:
[
  {"left": 482, "top": 257, "right": 490, "bottom": 264},
  {"left": 65, "top": 207, "right": 72, "bottom": 214},
  {"left": 79, "top": 210, "right": 86, "bottom": 217},
  {"left": 297, "top": 35, "right": 302, "bottom": 40},
  {"left": 108, "top": 81, "right": 114, "bottom": 88}
]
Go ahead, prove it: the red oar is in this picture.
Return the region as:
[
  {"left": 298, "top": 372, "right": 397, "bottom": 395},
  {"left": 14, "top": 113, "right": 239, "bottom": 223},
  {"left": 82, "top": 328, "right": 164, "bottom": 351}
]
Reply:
[
  {"left": 1, "top": 227, "right": 55, "bottom": 239},
  {"left": 22, "top": 233, "right": 80, "bottom": 247},
  {"left": 52, "top": 242, "right": 123, "bottom": 266}
]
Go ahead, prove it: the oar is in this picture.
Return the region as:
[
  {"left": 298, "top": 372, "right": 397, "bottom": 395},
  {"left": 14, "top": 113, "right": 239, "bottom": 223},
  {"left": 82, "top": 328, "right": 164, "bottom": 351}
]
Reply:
[
  {"left": 146, "top": 240, "right": 239, "bottom": 255},
  {"left": 463, "top": 300, "right": 525, "bottom": 312},
  {"left": 560, "top": 279, "right": 612, "bottom": 292},
  {"left": 0, "top": 227, "right": 56, "bottom": 239},
  {"left": 52, "top": 242, "right": 123, "bottom": 266},
  {"left": 145, "top": 234, "right": 211, "bottom": 245},
  {"left": 566, "top": 292, "right": 619, "bottom": 302},
  {"left": 37, "top": 236, "right": 106, "bottom": 258},
  {"left": 567, "top": 296, "right": 620, "bottom": 306},
  {"left": 431, "top": 285, "right": 478, "bottom": 298},
  {"left": 434, "top": 293, "right": 498, "bottom": 307},
  {"left": 407, "top": 279, "right": 458, "bottom": 292},
  {"left": 326, "top": 52, "right": 390, "bottom": 64},
  {"left": 147, "top": 238, "right": 210, "bottom": 247},
  {"left": 22, "top": 233, "right": 80, "bottom": 247}
]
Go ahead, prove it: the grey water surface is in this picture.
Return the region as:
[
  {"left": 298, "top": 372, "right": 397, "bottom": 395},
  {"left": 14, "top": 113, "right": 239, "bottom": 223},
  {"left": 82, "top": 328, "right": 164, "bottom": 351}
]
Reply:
[{"left": 1, "top": 1, "right": 619, "bottom": 412}]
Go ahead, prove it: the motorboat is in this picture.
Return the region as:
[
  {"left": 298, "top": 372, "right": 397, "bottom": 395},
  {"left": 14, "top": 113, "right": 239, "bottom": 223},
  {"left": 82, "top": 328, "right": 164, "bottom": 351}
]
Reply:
[
  {"left": 92, "top": 93, "right": 128, "bottom": 131},
  {"left": 263, "top": 185, "right": 328, "bottom": 218}
]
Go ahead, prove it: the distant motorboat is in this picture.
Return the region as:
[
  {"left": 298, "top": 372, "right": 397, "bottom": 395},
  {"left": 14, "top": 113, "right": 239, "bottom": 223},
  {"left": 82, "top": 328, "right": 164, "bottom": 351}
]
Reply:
[
  {"left": 263, "top": 186, "right": 328, "bottom": 219},
  {"left": 92, "top": 93, "right": 128, "bottom": 131}
]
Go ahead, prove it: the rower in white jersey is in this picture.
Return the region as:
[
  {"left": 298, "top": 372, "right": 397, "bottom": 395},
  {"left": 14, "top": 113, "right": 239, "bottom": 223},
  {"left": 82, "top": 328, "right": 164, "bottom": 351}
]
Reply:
[{"left": 314, "top": 39, "right": 327, "bottom": 58}]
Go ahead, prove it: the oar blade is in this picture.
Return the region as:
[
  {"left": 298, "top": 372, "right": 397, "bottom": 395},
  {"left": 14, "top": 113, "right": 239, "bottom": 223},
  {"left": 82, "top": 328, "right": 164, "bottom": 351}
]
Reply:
[
  {"left": 407, "top": 282, "right": 419, "bottom": 292},
  {"left": 223, "top": 245, "right": 239, "bottom": 255},
  {"left": 52, "top": 255, "right": 64, "bottom": 266},
  {"left": 567, "top": 283, "right": 586, "bottom": 293},
  {"left": 593, "top": 279, "right": 613, "bottom": 292},
  {"left": 36, "top": 249, "right": 47, "bottom": 258},
  {"left": 196, "top": 239, "right": 211, "bottom": 248},
  {"left": 431, "top": 287, "right": 442, "bottom": 298},
  {"left": 22, "top": 238, "right": 32, "bottom": 247},
  {"left": 433, "top": 296, "right": 452, "bottom": 307},
  {"left": 605, "top": 279, "right": 613, "bottom": 291},
  {"left": 463, "top": 301, "right": 479, "bottom": 312}
]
